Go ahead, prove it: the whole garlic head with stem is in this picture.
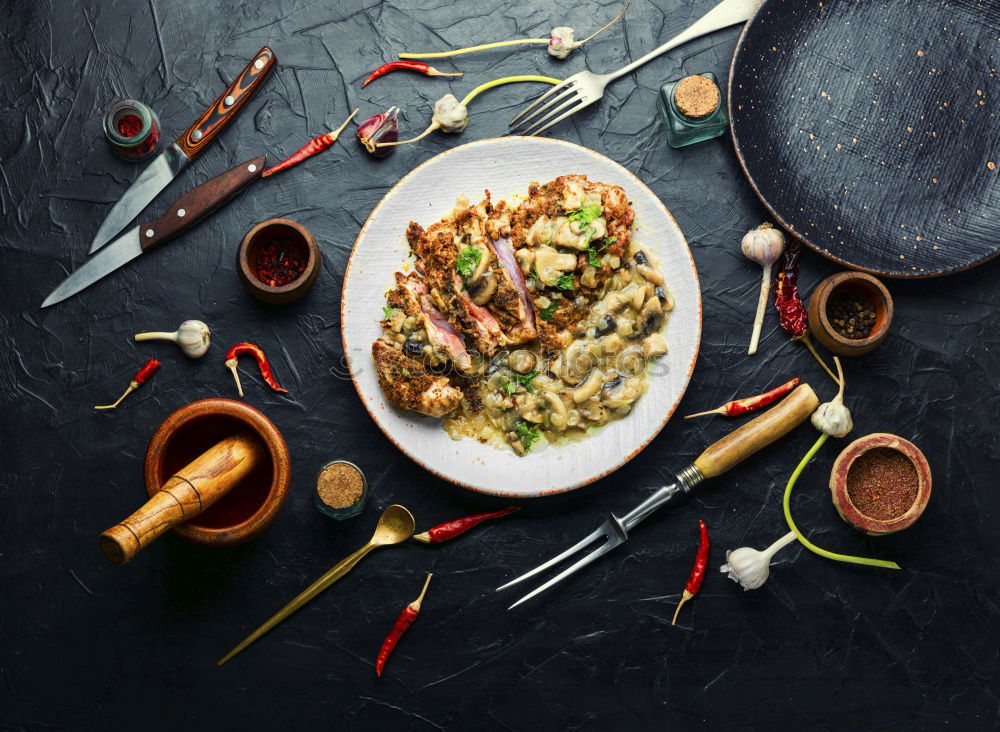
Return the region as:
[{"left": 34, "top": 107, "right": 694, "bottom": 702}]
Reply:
[
  {"left": 432, "top": 94, "right": 468, "bottom": 133},
  {"left": 720, "top": 531, "right": 797, "bottom": 590},
  {"left": 742, "top": 222, "right": 786, "bottom": 356},
  {"left": 548, "top": 27, "right": 576, "bottom": 58},
  {"left": 135, "top": 319, "right": 211, "bottom": 358},
  {"left": 811, "top": 356, "right": 853, "bottom": 437}
]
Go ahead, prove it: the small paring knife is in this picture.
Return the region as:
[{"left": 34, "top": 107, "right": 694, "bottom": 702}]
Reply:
[
  {"left": 41, "top": 156, "right": 265, "bottom": 308},
  {"left": 88, "top": 47, "right": 275, "bottom": 255}
]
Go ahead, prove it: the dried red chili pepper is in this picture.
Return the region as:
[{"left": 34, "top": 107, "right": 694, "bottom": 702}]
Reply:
[
  {"left": 375, "top": 573, "right": 432, "bottom": 677},
  {"left": 360, "top": 61, "right": 462, "bottom": 88},
  {"left": 772, "top": 241, "right": 839, "bottom": 383},
  {"left": 224, "top": 343, "right": 287, "bottom": 397},
  {"left": 94, "top": 358, "right": 160, "bottom": 410},
  {"left": 684, "top": 378, "right": 800, "bottom": 419},
  {"left": 261, "top": 109, "right": 358, "bottom": 178},
  {"left": 672, "top": 520, "right": 709, "bottom": 626},
  {"left": 412, "top": 506, "right": 519, "bottom": 544},
  {"left": 116, "top": 114, "right": 143, "bottom": 138}
]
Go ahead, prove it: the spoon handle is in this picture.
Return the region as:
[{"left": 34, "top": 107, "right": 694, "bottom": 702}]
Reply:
[{"left": 217, "top": 543, "right": 375, "bottom": 666}]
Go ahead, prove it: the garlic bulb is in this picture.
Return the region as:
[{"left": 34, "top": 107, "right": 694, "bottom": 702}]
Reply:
[
  {"left": 135, "top": 320, "right": 211, "bottom": 358},
  {"left": 548, "top": 27, "right": 576, "bottom": 58},
  {"left": 811, "top": 356, "right": 853, "bottom": 437},
  {"left": 432, "top": 94, "right": 468, "bottom": 133},
  {"left": 720, "top": 531, "right": 797, "bottom": 590},
  {"left": 741, "top": 222, "right": 786, "bottom": 355}
]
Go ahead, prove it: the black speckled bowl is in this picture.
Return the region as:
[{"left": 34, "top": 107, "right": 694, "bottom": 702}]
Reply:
[{"left": 729, "top": 0, "right": 1000, "bottom": 277}]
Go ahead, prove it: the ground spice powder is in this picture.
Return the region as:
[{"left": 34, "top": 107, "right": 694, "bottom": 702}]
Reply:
[
  {"left": 846, "top": 447, "right": 918, "bottom": 521},
  {"left": 317, "top": 462, "right": 365, "bottom": 509}
]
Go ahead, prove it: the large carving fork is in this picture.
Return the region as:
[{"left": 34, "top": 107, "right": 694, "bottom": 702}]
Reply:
[{"left": 497, "top": 384, "right": 819, "bottom": 609}]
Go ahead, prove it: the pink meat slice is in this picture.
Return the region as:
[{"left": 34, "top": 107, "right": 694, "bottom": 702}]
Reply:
[
  {"left": 454, "top": 274, "right": 505, "bottom": 339},
  {"left": 491, "top": 237, "right": 535, "bottom": 330},
  {"left": 420, "top": 295, "right": 473, "bottom": 372}
]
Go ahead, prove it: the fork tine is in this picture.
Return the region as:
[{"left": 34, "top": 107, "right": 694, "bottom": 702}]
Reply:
[
  {"left": 524, "top": 98, "right": 595, "bottom": 137},
  {"left": 509, "top": 86, "right": 578, "bottom": 133},
  {"left": 520, "top": 94, "right": 586, "bottom": 137},
  {"left": 509, "top": 78, "right": 574, "bottom": 127},
  {"left": 496, "top": 526, "right": 605, "bottom": 592},
  {"left": 506, "top": 535, "right": 618, "bottom": 610}
]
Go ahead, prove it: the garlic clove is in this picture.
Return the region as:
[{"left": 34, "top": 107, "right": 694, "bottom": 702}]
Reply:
[
  {"left": 135, "top": 319, "right": 211, "bottom": 358},
  {"left": 720, "top": 547, "right": 770, "bottom": 591},
  {"left": 357, "top": 107, "right": 399, "bottom": 156}
]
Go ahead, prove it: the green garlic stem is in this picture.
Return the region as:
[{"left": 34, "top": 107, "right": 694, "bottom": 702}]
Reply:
[
  {"left": 460, "top": 75, "right": 560, "bottom": 106},
  {"left": 782, "top": 433, "right": 901, "bottom": 570},
  {"left": 400, "top": 39, "right": 550, "bottom": 59}
]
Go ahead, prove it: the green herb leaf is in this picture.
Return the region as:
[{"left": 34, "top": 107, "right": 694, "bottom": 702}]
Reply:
[
  {"left": 586, "top": 247, "right": 601, "bottom": 268},
  {"left": 556, "top": 272, "right": 575, "bottom": 290},
  {"left": 382, "top": 305, "right": 398, "bottom": 319},
  {"left": 401, "top": 368, "right": 410, "bottom": 377},
  {"left": 515, "top": 421, "right": 542, "bottom": 451},
  {"left": 502, "top": 381, "right": 516, "bottom": 397},
  {"left": 512, "top": 369, "right": 538, "bottom": 393},
  {"left": 539, "top": 302, "right": 558, "bottom": 321},
  {"left": 568, "top": 203, "right": 603, "bottom": 226},
  {"left": 455, "top": 246, "right": 482, "bottom": 279}
]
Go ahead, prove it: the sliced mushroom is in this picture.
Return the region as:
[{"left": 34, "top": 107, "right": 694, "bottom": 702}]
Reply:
[
  {"left": 642, "top": 333, "right": 668, "bottom": 358},
  {"left": 640, "top": 296, "right": 664, "bottom": 334},
  {"left": 572, "top": 369, "right": 603, "bottom": 403},
  {"left": 637, "top": 263, "right": 663, "bottom": 285},
  {"left": 534, "top": 245, "right": 579, "bottom": 284},
  {"left": 656, "top": 286, "right": 675, "bottom": 311},
  {"left": 543, "top": 391, "right": 568, "bottom": 418},
  {"left": 515, "top": 247, "right": 535, "bottom": 275},
  {"left": 562, "top": 340, "right": 594, "bottom": 382},
  {"left": 509, "top": 349, "right": 537, "bottom": 374},
  {"left": 469, "top": 271, "right": 497, "bottom": 304},
  {"left": 470, "top": 244, "right": 491, "bottom": 283}
]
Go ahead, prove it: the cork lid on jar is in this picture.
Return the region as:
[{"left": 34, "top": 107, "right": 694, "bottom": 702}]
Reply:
[{"left": 674, "top": 75, "right": 720, "bottom": 119}]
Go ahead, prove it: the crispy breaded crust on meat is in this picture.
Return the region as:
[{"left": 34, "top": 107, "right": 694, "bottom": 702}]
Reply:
[{"left": 371, "top": 341, "right": 462, "bottom": 418}]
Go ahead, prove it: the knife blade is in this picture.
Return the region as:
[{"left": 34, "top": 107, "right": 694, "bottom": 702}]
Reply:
[
  {"left": 43, "top": 155, "right": 265, "bottom": 308},
  {"left": 88, "top": 46, "right": 275, "bottom": 254}
]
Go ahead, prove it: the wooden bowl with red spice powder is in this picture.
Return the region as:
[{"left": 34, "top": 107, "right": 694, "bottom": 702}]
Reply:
[
  {"left": 829, "top": 433, "right": 931, "bottom": 535},
  {"left": 238, "top": 218, "right": 321, "bottom": 304}
]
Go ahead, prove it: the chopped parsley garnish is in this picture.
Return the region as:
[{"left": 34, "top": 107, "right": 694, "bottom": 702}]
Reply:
[
  {"left": 539, "top": 302, "right": 558, "bottom": 320},
  {"left": 502, "top": 381, "right": 516, "bottom": 397},
  {"left": 515, "top": 421, "right": 542, "bottom": 451},
  {"left": 401, "top": 368, "right": 410, "bottom": 377},
  {"left": 585, "top": 237, "right": 614, "bottom": 268},
  {"left": 556, "top": 272, "right": 575, "bottom": 290},
  {"left": 455, "top": 246, "right": 482, "bottom": 279},
  {"left": 382, "top": 305, "right": 398, "bottom": 319},
  {"left": 512, "top": 369, "right": 538, "bottom": 393},
  {"left": 568, "top": 203, "right": 603, "bottom": 226}
]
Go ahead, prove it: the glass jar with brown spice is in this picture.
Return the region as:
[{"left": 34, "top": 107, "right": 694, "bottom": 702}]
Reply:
[{"left": 315, "top": 460, "right": 369, "bottom": 519}]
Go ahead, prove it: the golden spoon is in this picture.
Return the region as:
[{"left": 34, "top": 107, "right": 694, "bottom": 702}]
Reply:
[{"left": 217, "top": 504, "right": 415, "bottom": 666}]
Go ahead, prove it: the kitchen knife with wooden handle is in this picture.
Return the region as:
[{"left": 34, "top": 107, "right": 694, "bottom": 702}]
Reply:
[
  {"left": 88, "top": 47, "right": 275, "bottom": 254},
  {"left": 41, "top": 155, "right": 265, "bottom": 308}
]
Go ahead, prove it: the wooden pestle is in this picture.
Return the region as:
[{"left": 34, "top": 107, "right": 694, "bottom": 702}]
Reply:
[{"left": 100, "top": 431, "right": 265, "bottom": 565}]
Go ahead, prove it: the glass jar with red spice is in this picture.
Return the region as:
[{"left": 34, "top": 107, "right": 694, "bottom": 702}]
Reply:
[{"left": 103, "top": 99, "right": 161, "bottom": 161}]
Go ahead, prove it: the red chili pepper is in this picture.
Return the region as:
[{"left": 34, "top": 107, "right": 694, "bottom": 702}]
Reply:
[
  {"left": 94, "top": 358, "right": 160, "bottom": 410},
  {"left": 684, "top": 378, "right": 800, "bottom": 419},
  {"left": 224, "top": 343, "right": 287, "bottom": 397},
  {"left": 360, "top": 61, "right": 462, "bottom": 88},
  {"left": 412, "top": 506, "right": 520, "bottom": 544},
  {"left": 375, "top": 573, "right": 432, "bottom": 677},
  {"left": 773, "top": 241, "right": 839, "bottom": 383},
  {"left": 773, "top": 240, "right": 808, "bottom": 340},
  {"left": 672, "top": 520, "right": 709, "bottom": 626},
  {"left": 261, "top": 109, "right": 359, "bottom": 178}
]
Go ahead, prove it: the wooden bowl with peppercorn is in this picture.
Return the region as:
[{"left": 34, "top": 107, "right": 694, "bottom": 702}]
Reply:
[
  {"left": 807, "top": 271, "right": 893, "bottom": 356},
  {"left": 238, "top": 218, "right": 321, "bottom": 304},
  {"left": 829, "top": 433, "right": 931, "bottom": 536}
]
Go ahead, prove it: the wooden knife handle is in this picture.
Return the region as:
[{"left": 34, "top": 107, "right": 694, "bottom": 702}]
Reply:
[
  {"left": 99, "top": 432, "right": 264, "bottom": 565},
  {"left": 693, "top": 383, "right": 819, "bottom": 479},
  {"left": 140, "top": 155, "right": 265, "bottom": 251},
  {"left": 175, "top": 47, "right": 276, "bottom": 160}
]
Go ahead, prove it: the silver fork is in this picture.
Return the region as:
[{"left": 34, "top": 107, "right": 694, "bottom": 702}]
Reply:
[{"left": 509, "top": 0, "right": 760, "bottom": 137}]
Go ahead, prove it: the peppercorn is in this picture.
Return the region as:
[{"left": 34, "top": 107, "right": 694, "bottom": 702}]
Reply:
[{"left": 827, "top": 291, "right": 876, "bottom": 339}]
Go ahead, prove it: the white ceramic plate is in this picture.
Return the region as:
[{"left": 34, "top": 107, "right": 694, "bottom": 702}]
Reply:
[{"left": 341, "top": 137, "right": 701, "bottom": 497}]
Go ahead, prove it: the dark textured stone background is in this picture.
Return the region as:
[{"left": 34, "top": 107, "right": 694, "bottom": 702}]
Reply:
[{"left": 1, "top": 0, "right": 997, "bottom": 728}]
